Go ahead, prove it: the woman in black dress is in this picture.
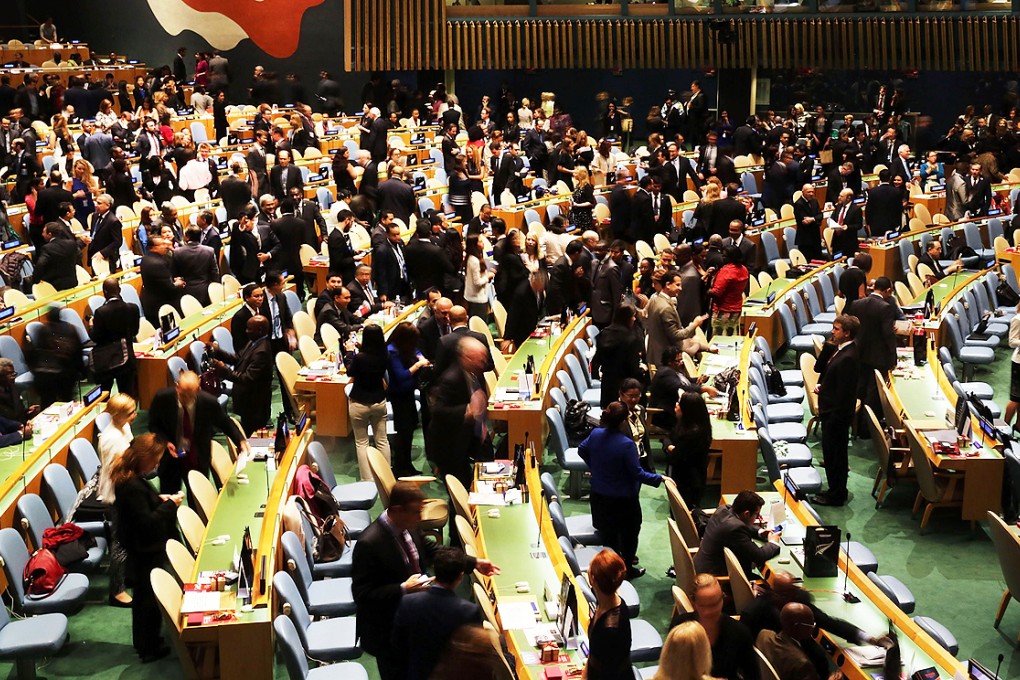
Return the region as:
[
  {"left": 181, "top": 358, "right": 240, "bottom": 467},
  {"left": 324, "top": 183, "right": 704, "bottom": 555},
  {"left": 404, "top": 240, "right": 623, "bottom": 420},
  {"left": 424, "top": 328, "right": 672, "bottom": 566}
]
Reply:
[
  {"left": 111, "top": 433, "right": 181, "bottom": 663},
  {"left": 569, "top": 167, "right": 596, "bottom": 231},
  {"left": 213, "top": 91, "right": 229, "bottom": 142},
  {"left": 585, "top": 550, "right": 632, "bottom": 680},
  {"left": 331, "top": 146, "right": 358, "bottom": 196},
  {"left": 666, "top": 390, "right": 713, "bottom": 509},
  {"left": 106, "top": 159, "right": 140, "bottom": 209},
  {"left": 603, "top": 101, "right": 623, "bottom": 139}
]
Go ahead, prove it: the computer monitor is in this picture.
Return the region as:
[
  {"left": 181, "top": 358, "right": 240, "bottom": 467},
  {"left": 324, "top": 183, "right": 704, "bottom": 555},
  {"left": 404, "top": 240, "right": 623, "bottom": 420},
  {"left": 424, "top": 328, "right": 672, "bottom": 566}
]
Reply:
[
  {"left": 556, "top": 574, "right": 578, "bottom": 643},
  {"left": 238, "top": 526, "right": 255, "bottom": 602},
  {"left": 954, "top": 393, "right": 972, "bottom": 437},
  {"left": 968, "top": 658, "right": 996, "bottom": 680}
]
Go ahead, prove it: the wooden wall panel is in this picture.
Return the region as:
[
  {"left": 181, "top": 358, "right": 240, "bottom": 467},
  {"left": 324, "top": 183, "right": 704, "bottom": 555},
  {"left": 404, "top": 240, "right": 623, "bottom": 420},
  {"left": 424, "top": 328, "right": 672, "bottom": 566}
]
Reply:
[{"left": 344, "top": 4, "right": 1020, "bottom": 74}]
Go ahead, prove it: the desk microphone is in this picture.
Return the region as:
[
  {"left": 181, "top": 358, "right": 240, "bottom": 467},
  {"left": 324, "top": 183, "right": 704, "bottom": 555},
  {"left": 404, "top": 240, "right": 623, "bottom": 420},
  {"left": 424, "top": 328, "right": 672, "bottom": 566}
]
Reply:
[
  {"left": 994, "top": 653, "right": 1004, "bottom": 680},
  {"left": 533, "top": 489, "right": 546, "bottom": 549},
  {"left": 841, "top": 532, "right": 860, "bottom": 603}
]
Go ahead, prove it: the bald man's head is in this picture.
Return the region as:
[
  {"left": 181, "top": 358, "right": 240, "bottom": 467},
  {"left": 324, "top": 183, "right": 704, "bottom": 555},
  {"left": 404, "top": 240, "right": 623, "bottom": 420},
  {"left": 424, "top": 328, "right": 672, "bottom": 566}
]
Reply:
[
  {"left": 102, "top": 278, "right": 121, "bottom": 298},
  {"left": 779, "top": 602, "right": 815, "bottom": 641},
  {"left": 448, "top": 305, "right": 468, "bottom": 326},
  {"left": 177, "top": 371, "right": 201, "bottom": 406},
  {"left": 247, "top": 314, "right": 270, "bottom": 340},
  {"left": 458, "top": 337, "right": 489, "bottom": 375},
  {"left": 434, "top": 297, "right": 453, "bottom": 324}
]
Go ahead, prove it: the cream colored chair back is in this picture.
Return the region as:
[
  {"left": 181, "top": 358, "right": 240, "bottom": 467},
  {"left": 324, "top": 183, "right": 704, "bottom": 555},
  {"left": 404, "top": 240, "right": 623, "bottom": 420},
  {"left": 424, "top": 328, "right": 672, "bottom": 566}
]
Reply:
[
  {"left": 764, "top": 208, "right": 778, "bottom": 222},
  {"left": 320, "top": 323, "right": 341, "bottom": 353},
  {"left": 177, "top": 505, "right": 206, "bottom": 556},
  {"left": 913, "top": 203, "right": 931, "bottom": 224},
  {"left": 210, "top": 440, "right": 234, "bottom": 486},
  {"left": 470, "top": 316, "right": 497, "bottom": 349},
  {"left": 151, "top": 567, "right": 200, "bottom": 679},
  {"left": 91, "top": 255, "right": 111, "bottom": 278},
  {"left": 473, "top": 582, "right": 499, "bottom": 631},
  {"left": 179, "top": 295, "right": 203, "bottom": 318},
  {"left": 907, "top": 253, "right": 919, "bottom": 275},
  {"left": 894, "top": 281, "right": 914, "bottom": 307},
  {"left": 187, "top": 470, "right": 219, "bottom": 523},
  {"left": 221, "top": 274, "right": 241, "bottom": 297},
  {"left": 916, "top": 263, "right": 936, "bottom": 282},
  {"left": 635, "top": 240, "right": 655, "bottom": 260},
  {"left": 299, "top": 335, "right": 322, "bottom": 366},
  {"left": 299, "top": 244, "right": 318, "bottom": 267},
  {"left": 158, "top": 304, "right": 182, "bottom": 327},
  {"left": 724, "top": 547, "right": 756, "bottom": 612},
  {"left": 445, "top": 474, "right": 475, "bottom": 527},
  {"left": 490, "top": 299, "right": 507, "bottom": 338},
  {"left": 76, "top": 265, "right": 92, "bottom": 286},
  {"left": 907, "top": 271, "right": 925, "bottom": 298},
  {"left": 788, "top": 248, "right": 807, "bottom": 267},
  {"left": 774, "top": 260, "right": 790, "bottom": 279},
  {"left": 668, "top": 518, "right": 696, "bottom": 596},
  {"left": 293, "top": 311, "right": 315, "bottom": 341},
  {"left": 758, "top": 271, "right": 773, "bottom": 287},
  {"left": 30, "top": 282, "right": 57, "bottom": 301},
  {"left": 780, "top": 204, "right": 795, "bottom": 220},
  {"left": 367, "top": 445, "right": 397, "bottom": 506},
  {"left": 455, "top": 515, "right": 479, "bottom": 555},
  {"left": 653, "top": 233, "right": 672, "bottom": 253},
  {"left": 672, "top": 585, "right": 694, "bottom": 616},
  {"left": 748, "top": 276, "right": 761, "bottom": 297},
  {"left": 166, "top": 539, "right": 196, "bottom": 585},
  {"left": 662, "top": 478, "right": 700, "bottom": 550},
  {"left": 207, "top": 282, "right": 225, "bottom": 304}
]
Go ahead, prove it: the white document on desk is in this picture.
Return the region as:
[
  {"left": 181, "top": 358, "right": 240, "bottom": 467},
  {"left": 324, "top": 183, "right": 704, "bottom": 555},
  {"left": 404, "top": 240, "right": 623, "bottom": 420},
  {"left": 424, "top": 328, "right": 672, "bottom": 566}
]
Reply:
[
  {"left": 181, "top": 590, "right": 231, "bottom": 613},
  {"left": 844, "top": 645, "right": 887, "bottom": 667},
  {"left": 498, "top": 601, "right": 539, "bottom": 630}
]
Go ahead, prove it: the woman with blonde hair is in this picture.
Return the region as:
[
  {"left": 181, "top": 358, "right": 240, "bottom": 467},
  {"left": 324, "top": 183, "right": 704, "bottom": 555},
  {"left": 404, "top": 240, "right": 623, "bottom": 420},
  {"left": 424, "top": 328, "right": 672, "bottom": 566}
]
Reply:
[
  {"left": 690, "top": 181, "right": 721, "bottom": 241},
  {"left": 94, "top": 392, "right": 138, "bottom": 607},
  {"left": 48, "top": 112, "right": 73, "bottom": 159},
  {"left": 71, "top": 158, "right": 98, "bottom": 224},
  {"left": 111, "top": 433, "right": 182, "bottom": 662},
  {"left": 591, "top": 138, "right": 614, "bottom": 187},
  {"left": 652, "top": 620, "right": 715, "bottom": 680},
  {"left": 570, "top": 167, "right": 596, "bottom": 231}
]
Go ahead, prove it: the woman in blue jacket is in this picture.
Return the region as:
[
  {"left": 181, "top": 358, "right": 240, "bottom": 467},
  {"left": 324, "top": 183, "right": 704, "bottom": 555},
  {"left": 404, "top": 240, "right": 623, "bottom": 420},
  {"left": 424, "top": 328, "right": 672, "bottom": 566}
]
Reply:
[
  {"left": 387, "top": 322, "right": 431, "bottom": 477},
  {"left": 579, "top": 401, "right": 663, "bottom": 580}
]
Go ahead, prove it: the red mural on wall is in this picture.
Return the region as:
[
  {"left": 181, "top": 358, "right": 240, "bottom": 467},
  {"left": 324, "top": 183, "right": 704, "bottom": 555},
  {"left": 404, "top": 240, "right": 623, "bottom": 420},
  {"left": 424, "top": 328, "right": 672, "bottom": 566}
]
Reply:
[{"left": 147, "top": 0, "right": 324, "bottom": 58}]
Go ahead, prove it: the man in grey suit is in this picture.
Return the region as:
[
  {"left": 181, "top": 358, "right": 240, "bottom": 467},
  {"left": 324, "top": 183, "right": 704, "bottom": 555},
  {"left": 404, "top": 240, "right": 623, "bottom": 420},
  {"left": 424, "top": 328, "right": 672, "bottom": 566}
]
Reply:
[
  {"left": 943, "top": 162, "right": 968, "bottom": 223},
  {"left": 645, "top": 269, "right": 707, "bottom": 369},
  {"left": 172, "top": 226, "right": 220, "bottom": 306}
]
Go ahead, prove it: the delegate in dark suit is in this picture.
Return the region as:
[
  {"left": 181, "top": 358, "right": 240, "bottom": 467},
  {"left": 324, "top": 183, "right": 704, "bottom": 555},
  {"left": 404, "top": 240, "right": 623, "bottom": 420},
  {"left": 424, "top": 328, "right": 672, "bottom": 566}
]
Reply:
[
  {"left": 377, "top": 178, "right": 417, "bottom": 226},
  {"left": 139, "top": 251, "right": 182, "bottom": 324},
  {"left": 149, "top": 389, "right": 244, "bottom": 494},
  {"left": 327, "top": 228, "right": 358, "bottom": 284},
  {"left": 315, "top": 301, "right": 362, "bottom": 345},
  {"left": 270, "top": 164, "right": 303, "bottom": 200},
  {"left": 391, "top": 586, "right": 483, "bottom": 680},
  {"left": 351, "top": 516, "right": 478, "bottom": 671},
  {"left": 793, "top": 194, "right": 824, "bottom": 261},
  {"left": 848, "top": 292, "right": 898, "bottom": 422},
  {"left": 171, "top": 242, "right": 219, "bottom": 305},
  {"left": 829, "top": 202, "right": 864, "bottom": 259},
  {"left": 708, "top": 197, "right": 747, "bottom": 239},
  {"left": 962, "top": 175, "right": 992, "bottom": 217},
  {"left": 270, "top": 214, "right": 307, "bottom": 295},
  {"left": 504, "top": 278, "right": 544, "bottom": 348},
  {"left": 433, "top": 327, "right": 494, "bottom": 383},
  {"left": 219, "top": 175, "right": 252, "bottom": 221},
  {"left": 246, "top": 148, "right": 270, "bottom": 197},
  {"left": 295, "top": 198, "right": 326, "bottom": 246},
  {"left": 546, "top": 255, "right": 588, "bottom": 317},
  {"left": 589, "top": 258, "right": 623, "bottom": 328},
  {"left": 211, "top": 336, "right": 273, "bottom": 436},
  {"left": 230, "top": 305, "right": 257, "bottom": 353},
  {"left": 813, "top": 339, "right": 860, "bottom": 503},
  {"left": 694, "top": 504, "right": 780, "bottom": 579},
  {"left": 404, "top": 237, "right": 455, "bottom": 299},
  {"left": 228, "top": 223, "right": 261, "bottom": 285},
  {"left": 87, "top": 210, "right": 123, "bottom": 263},
  {"left": 865, "top": 183, "right": 903, "bottom": 234},
  {"left": 592, "top": 322, "right": 644, "bottom": 408},
  {"left": 608, "top": 183, "right": 633, "bottom": 242},
  {"left": 373, "top": 240, "right": 410, "bottom": 302},
  {"left": 34, "top": 236, "right": 79, "bottom": 291},
  {"left": 347, "top": 279, "right": 383, "bottom": 317},
  {"left": 91, "top": 295, "right": 140, "bottom": 396},
  {"left": 428, "top": 365, "right": 483, "bottom": 488}
]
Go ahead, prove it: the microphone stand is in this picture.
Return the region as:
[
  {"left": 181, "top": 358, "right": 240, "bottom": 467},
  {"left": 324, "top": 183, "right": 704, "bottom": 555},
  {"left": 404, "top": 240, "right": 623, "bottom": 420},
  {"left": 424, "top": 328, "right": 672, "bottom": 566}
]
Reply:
[
  {"left": 532, "top": 489, "right": 546, "bottom": 549},
  {"left": 841, "top": 531, "right": 860, "bottom": 603}
]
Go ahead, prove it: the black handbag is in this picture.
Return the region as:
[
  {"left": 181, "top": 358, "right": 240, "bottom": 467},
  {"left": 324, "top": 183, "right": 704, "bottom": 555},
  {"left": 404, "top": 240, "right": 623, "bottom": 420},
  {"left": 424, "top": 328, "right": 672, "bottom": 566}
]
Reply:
[
  {"left": 997, "top": 281, "right": 1020, "bottom": 307},
  {"left": 89, "top": 339, "right": 130, "bottom": 374}
]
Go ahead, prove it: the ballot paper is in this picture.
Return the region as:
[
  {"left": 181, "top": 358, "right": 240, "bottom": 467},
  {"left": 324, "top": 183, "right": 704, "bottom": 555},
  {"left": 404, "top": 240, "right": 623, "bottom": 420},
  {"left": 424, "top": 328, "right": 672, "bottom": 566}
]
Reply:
[
  {"left": 498, "top": 601, "right": 540, "bottom": 630},
  {"left": 843, "top": 645, "right": 887, "bottom": 667}
]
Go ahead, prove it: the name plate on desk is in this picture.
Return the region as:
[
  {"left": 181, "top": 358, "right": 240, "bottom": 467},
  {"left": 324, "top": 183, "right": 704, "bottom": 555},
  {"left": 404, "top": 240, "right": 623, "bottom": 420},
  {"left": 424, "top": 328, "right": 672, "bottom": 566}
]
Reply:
[
  {"left": 0, "top": 306, "right": 14, "bottom": 322},
  {"left": 2, "top": 240, "right": 20, "bottom": 250},
  {"left": 84, "top": 386, "right": 102, "bottom": 406},
  {"left": 164, "top": 327, "right": 180, "bottom": 343}
]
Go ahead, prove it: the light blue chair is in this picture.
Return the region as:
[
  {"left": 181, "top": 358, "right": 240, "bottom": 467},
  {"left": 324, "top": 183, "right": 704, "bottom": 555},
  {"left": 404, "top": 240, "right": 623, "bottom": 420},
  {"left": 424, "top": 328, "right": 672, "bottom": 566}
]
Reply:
[
  {"left": 306, "top": 441, "right": 377, "bottom": 511},
  {"left": 751, "top": 405, "right": 807, "bottom": 444},
  {"left": 0, "top": 528, "right": 89, "bottom": 615},
  {"left": 938, "top": 347, "right": 993, "bottom": 400},
  {"left": 758, "top": 431, "right": 821, "bottom": 495},
  {"left": 564, "top": 353, "right": 600, "bottom": 407},
  {"left": 753, "top": 336, "right": 803, "bottom": 388},
  {"left": 167, "top": 356, "right": 189, "bottom": 384},
  {"left": 912, "top": 616, "right": 958, "bottom": 656},
  {"left": 777, "top": 304, "right": 819, "bottom": 356},
  {"left": 274, "top": 614, "right": 368, "bottom": 680},
  {"left": 281, "top": 532, "right": 355, "bottom": 617},
  {"left": 41, "top": 464, "right": 107, "bottom": 538},
  {"left": 801, "top": 500, "right": 878, "bottom": 573},
  {"left": 297, "top": 507, "right": 354, "bottom": 579},
  {"left": 17, "top": 493, "right": 106, "bottom": 573},
  {"left": 545, "top": 408, "right": 588, "bottom": 499},
  {"left": 557, "top": 536, "right": 643, "bottom": 620},
  {"left": 68, "top": 439, "right": 101, "bottom": 487},
  {"left": 867, "top": 572, "right": 916, "bottom": 613},
  {"left": 0, "top": 604, "right": 68, "bottom": 679},
  {"left": 273, "top": 571, "right": 361, "bottom": 661},
  {"left": 0, "top": 336, "right": 33, "bottom": 392}
]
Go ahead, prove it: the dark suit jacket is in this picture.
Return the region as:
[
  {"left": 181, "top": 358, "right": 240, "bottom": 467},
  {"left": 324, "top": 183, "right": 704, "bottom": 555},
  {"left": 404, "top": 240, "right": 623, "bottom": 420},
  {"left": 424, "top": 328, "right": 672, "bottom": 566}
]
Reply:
[
  {"left": 358, "top": 161, "right": 379, "bottom": 201},
  {"left": 346, "top": 279, "right": 382, "bottom": 317},
  {"left": 260, "top": 293, "right": 294, "bottom": 338},
  {"left": 113, "top": 476, "right": 179, "bottom": 559},
  {"left": 150, "top": 389, "right": 244, "bottom": 479},
  {"left": 86, "top": 212, "right": 123, "bottom": 262},
  {"left": 372, "top": 241, "right": 409, "bottom": 301},
  {"left": 212, "top": 336, "right": 273, "bottom": 432},
  {"left": 504, "top": 280, "right": 544, "bottom": 347},
  {"left": 427, "top": 363, "right": 483, "bottom": 483},
  {"left": 34, "top": 237, "right": 79, "bottom": 291},
  {"left": 722, "top": 236, "right": 757, "bottom": 272},
  {"left": 269, "top": 214, "right": 306, "bottom": 281},
  {"left": 732, "top": 125, "right": 762, "bottom": 157},
  {"left": 592, "top": 323, "right": 644, "bottom": 409},
  {"left": 327, "top": 228, "right": 358, "bottom": 284},
  {"left": 417, "top": 316, "right": 445, "bottom": 361},
  {"left": 793, "top": 197, "right": 824, "bottom": 260},
  {"left": 231, "top": 304, "right": 258, "bottom": 353},
  {"left": 315, "top": 303, "right": 361, "bottom": 344},
  {"left": 847, "top": 294, "right": 897, "bottom": 371},
  {"left": 629, "top": 189, "right": 655, "bottom": 244},
  {"left": 662, "top": 156, "right": 701, "bottom": 201},
  {"left": 295, "top": 199, "right": 325, "bottom": 246},
  {"left": 377, "top": 178, "right": 417, "bottom": 226},
  {"left": 608, "top": 184, "right": 633, "bottom": 242},
  {"left": 141, "top": 251, "right": 183, "bottom": 324},
  {"left": 219, "top": 176, "right": 252, "bottom": 221},
  {"left": 229, "top": 224, "right": 261, "bottom": 285},
  {"left": 830, "top": 203, "right": 864, "bottom": 259},
  {"left": 963, "top": 175, "right": 992, "bottom": 216},
  {"left": 391, "top": 586, "right": 484, "bottom": 680},
  {"left": 866, "top": 183, "right": 903, "bottom": 233},
  {"left": 434, "top": 326, "right": 493, "bottom": 378},
  {"left": 826, "top": 167, "right": 863, "bottom": 199},
  {"left": 709, "top": 198, "right": 749, "bottom": 239},
  {"left": 590, "top": 257, "right": 624, "bottom": 326},
  {"left": 546, "top": 256, "right": 588, "bottom": 317},
  {"left": 366, "top": 116, "right": 389, "bottom": 162},
  {"left": 270, "top": 164, "right": 302, "bottom": 200},
  {"left": 815, "top": 342, "right": 859, "bottom": 423},
  {"left": 694, "top": 504, "right": 780, "bottom": 579},
  {"left": 172, "top": 242, "right": 219, "bottom": 305},
  {"left": 352, "top": 517, "right": 475, "bottom": 658},
  {"left": 91, "top": 298, "right": 140, "bottom": 372},
  {"left": 404, "top": 237, "right": 455, "bottom": 299}
]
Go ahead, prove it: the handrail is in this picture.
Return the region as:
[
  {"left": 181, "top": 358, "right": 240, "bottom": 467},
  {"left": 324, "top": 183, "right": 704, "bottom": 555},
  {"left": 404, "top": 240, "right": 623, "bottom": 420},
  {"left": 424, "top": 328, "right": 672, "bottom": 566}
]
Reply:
[{"left": 761, "top": 256, "right": 846, "bottom": 311}]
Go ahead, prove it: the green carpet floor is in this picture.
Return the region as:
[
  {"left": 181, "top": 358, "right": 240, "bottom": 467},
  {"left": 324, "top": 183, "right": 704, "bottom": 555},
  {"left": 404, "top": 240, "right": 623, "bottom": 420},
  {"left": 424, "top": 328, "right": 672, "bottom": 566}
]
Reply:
[{"left": 4, "top": 344, "right": 1020, "bottom": 679}]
